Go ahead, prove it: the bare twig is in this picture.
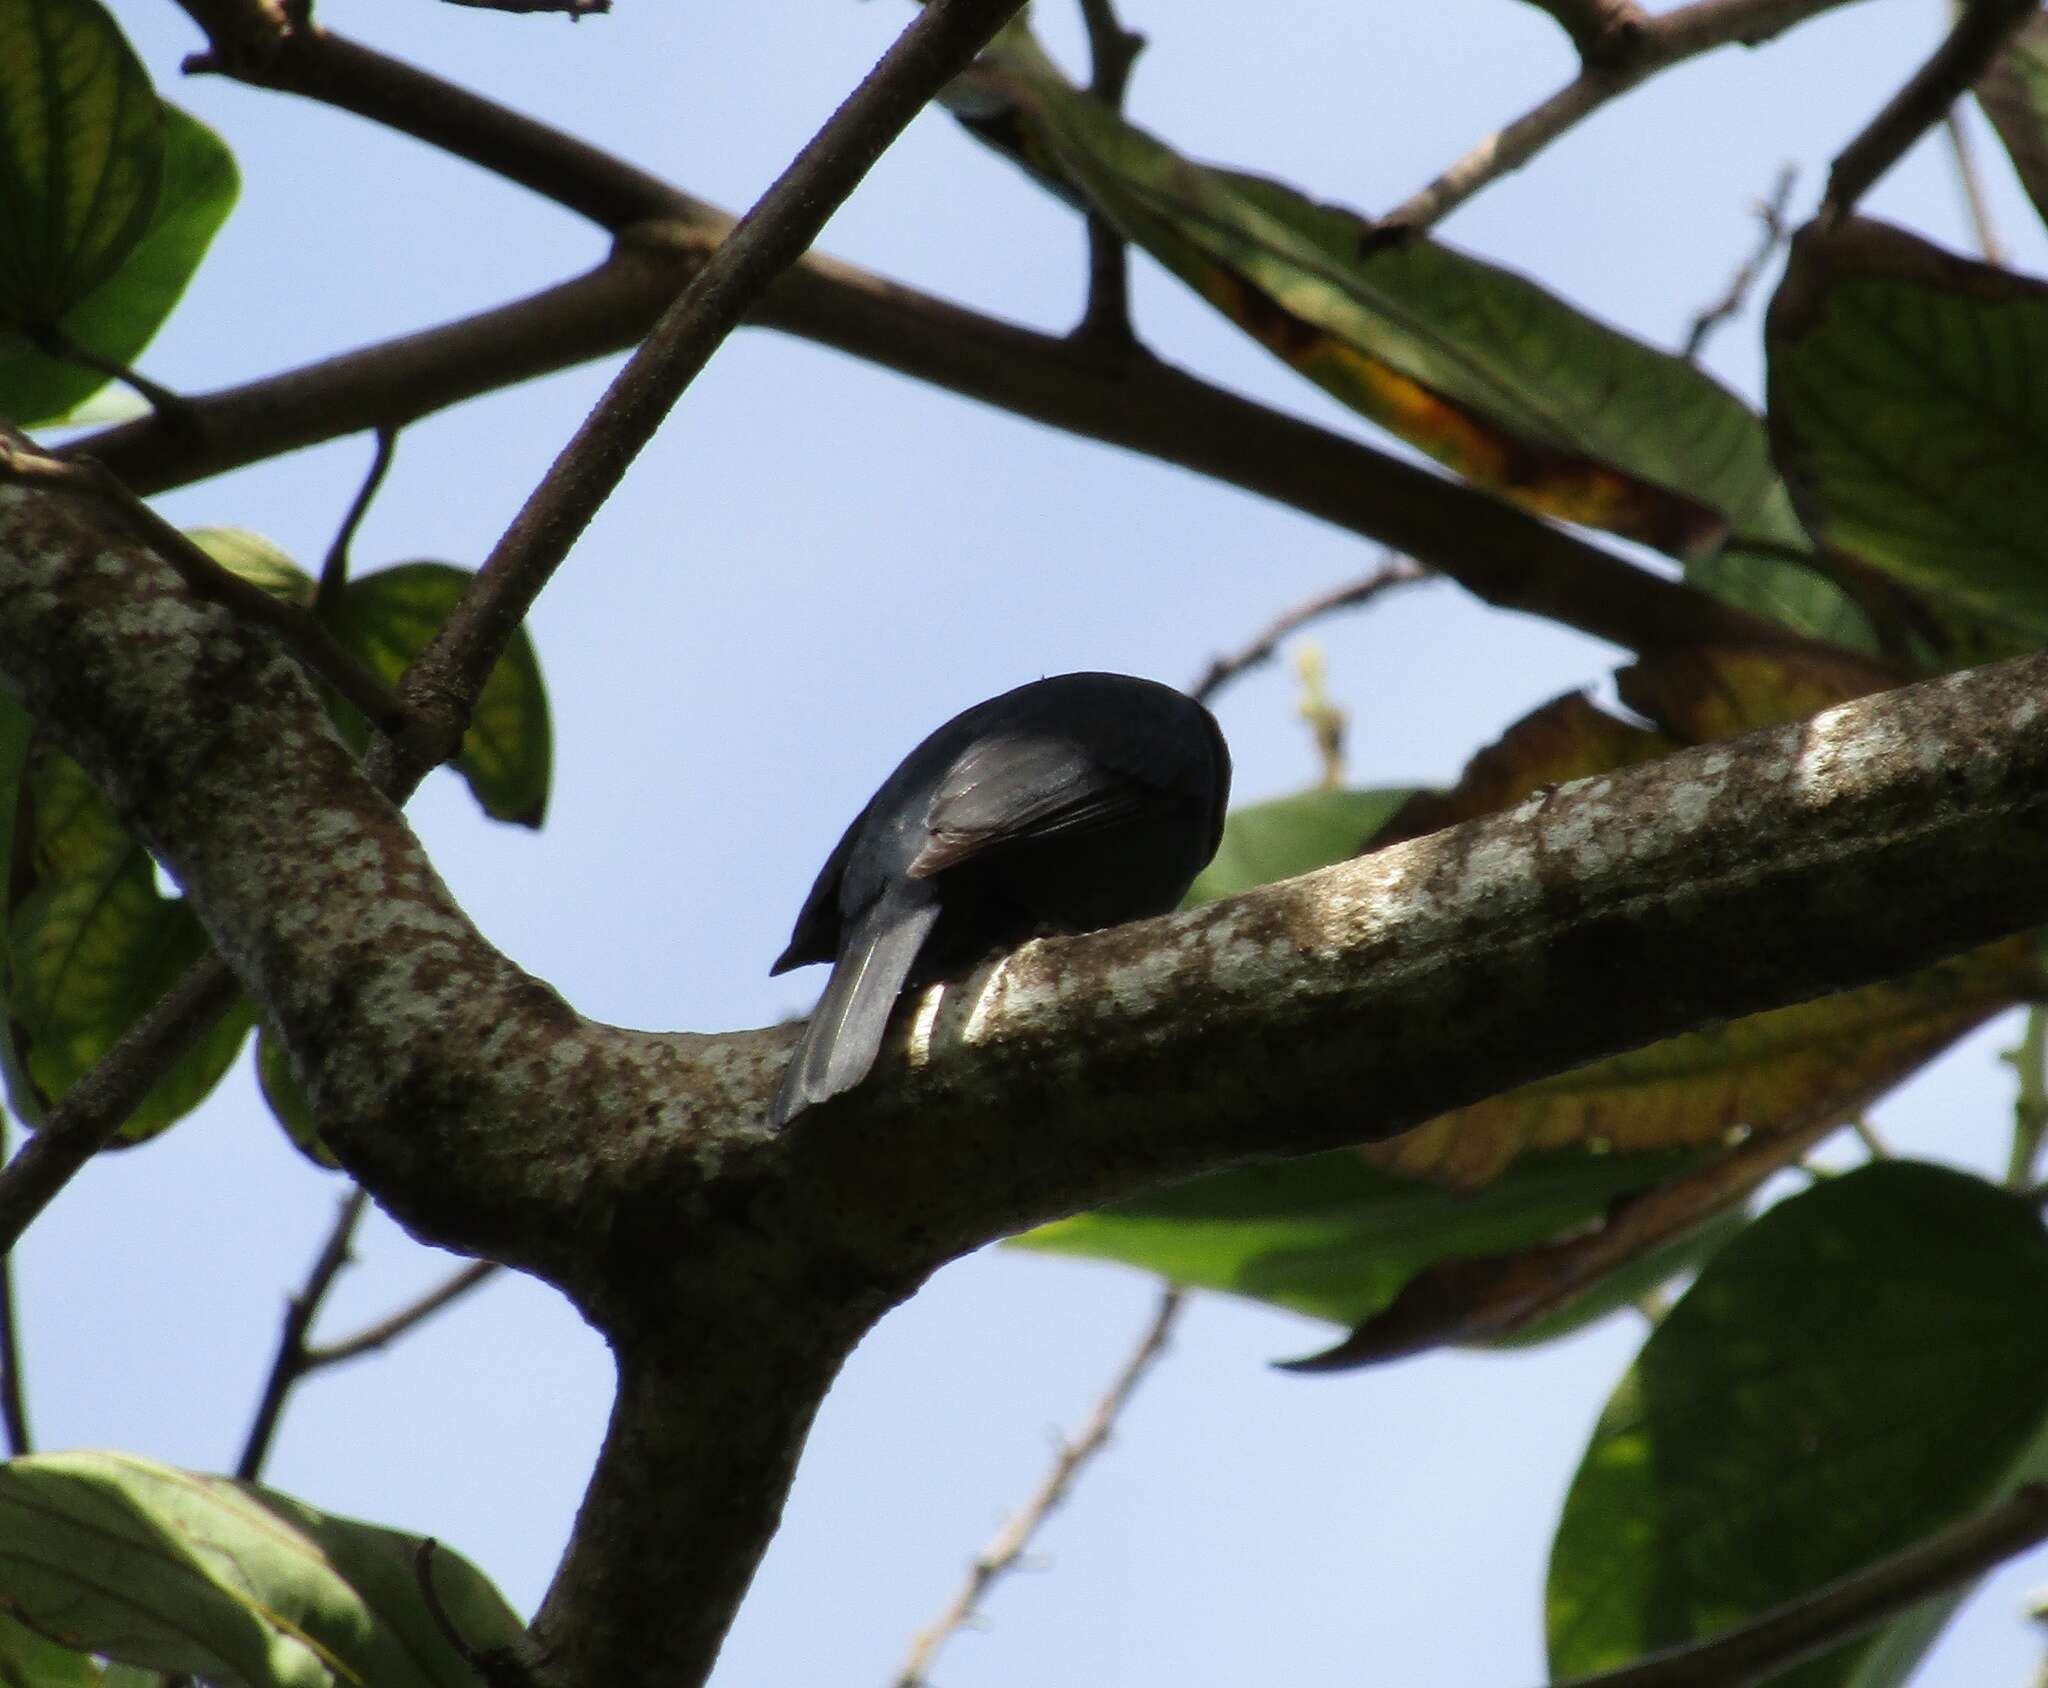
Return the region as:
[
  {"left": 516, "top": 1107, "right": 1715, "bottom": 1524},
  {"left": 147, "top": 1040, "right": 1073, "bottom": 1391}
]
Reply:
[
  {"left": 1681, "top": 164, "right": 1796, "bottom": 362},
  {"left": 0, "top": 958, "right": 241, "bottom": 1258},
  {"left": 0, "top": 433, "right": 406, "bottom": 733},
  {"left": 891, "top": 1288, "right": 1186, "bottom": 1688},
  {"left": 1190, "top": 555, "right": 1428, "bottom": 705},
  {"left": 1550, "top": 1483, "right": 2048, "bottom": 1687},
  {"left": 1072, "top": 0, "right": 1145, "bottom": 348},
  {"left": 1944, "top": 106, "right": 2007, "bottom": 265},
  {"left": 0, "top": 1121, "right": 28, "bottom": 1456},
  {"left": 1375, "top": 0, "right": 1851, "bottom": 237},
  {"left": 1821, "top": 0, "right": 2040, "bottom": 227},
  {"left": 236, "top": 1187, "right": 368, "bottom": 1481},
  {"left": 372, "top": 0, "right": 1034, "bottom": 792},
  {"left": 302, "top": 1259, "right": 499, "bottom": 1369},
  {"left": 320, "top": 427, "right": 398, "bottom": 605}
]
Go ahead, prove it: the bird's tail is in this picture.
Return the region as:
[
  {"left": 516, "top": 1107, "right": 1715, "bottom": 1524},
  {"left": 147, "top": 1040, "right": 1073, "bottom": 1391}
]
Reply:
[{"left": 770, "top": 891, "right": 940, "bottom": 1127}]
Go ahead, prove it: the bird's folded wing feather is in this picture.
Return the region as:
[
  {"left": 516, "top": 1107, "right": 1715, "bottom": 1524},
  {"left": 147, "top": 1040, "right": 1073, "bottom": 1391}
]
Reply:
[{"left": 909, "top": 736, "right": 1155, "bottom": 879}]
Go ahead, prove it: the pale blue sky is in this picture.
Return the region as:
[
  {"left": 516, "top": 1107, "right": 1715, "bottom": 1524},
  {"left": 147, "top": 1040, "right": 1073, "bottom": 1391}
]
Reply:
[{"left": 17, "top": 1, "right": 2047, "bottom": 1684}]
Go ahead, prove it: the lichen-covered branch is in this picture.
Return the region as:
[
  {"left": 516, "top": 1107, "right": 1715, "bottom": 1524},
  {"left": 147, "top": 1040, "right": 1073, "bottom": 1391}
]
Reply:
[{"left": 8, "top": 479, "right": 2048, "bottom": 1685}]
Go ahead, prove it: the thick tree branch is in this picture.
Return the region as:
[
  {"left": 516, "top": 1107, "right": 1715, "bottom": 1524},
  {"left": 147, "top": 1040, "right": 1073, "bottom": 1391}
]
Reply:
[
  {"left": 67, "top": 235, "right": 1795, "bottom": 663},
  {"left": 1376, "top": 0, "right": 1862, "bottom": 236},
  {"left": 5, "top": 473, "right": 2048, "bottom": 1686},
  {"left": 372, "top": 0, "right": 1036, "bottom": 790},
  {"left": 1821, "top": 0, "right": 2040, "bottom": 227}
]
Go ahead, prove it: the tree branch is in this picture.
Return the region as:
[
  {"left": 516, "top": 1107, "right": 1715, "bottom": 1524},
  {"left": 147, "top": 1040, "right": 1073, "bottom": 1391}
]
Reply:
[
  {"left": 1822, "top": 0, "right": 2040, "bottom": 227},
  {"left": 1681, "top": 164, "right": 1796, "bottom": 363},
  {"left": 371, "top": 0, "right": 1035, "bottom": 791},
  {"left": 236, "top": 1187, "right": 369, "bottom": 1482},
  {"left": 891, "top": 1287, "right": 1185, "bottom": 1688},
  {"left": 1073, "top": 0, "right": 1144, "bottom": 349},
  {"left": 1375, "top": 0, "right": 1858, "bottom": 237},
  {"left": 64, "top": 237, "right": 1797, "bottom": 665},
  {"left": 1190, "top": 555, "right": 1428, "bottom": 705},
  {"left": 302, "top": 1259, "right": 499, "bottom": 1369},
  {"left": 11, "top": 446, "right": 2048, "bottom": 1688},
  {"left": 1552, "top": 1483, "right": 2048, "bottom": 1687},
  {"left": 0, "top": 1121, "right": 29, "bottom": 1456},
  {"left": 320, "top": 426, "right": 397, "bottom": 606},
  {"left": 178, "top": 10, "right": 688, "bottom": 231},
  {"left": 0, "top": 958, "right": 241, "bottom": 1257},
  {"left": 1519, "top": 0, "right": 1651, "bottom": 68}
]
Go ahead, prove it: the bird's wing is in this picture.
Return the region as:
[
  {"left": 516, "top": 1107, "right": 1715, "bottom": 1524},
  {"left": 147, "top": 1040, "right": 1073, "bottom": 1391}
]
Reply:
[
  {"left": 770, "top": 802, "right": 867, "bottom": 975},
  {"left": 908, "top": 734, "right": 1156, "bottom": 880}
]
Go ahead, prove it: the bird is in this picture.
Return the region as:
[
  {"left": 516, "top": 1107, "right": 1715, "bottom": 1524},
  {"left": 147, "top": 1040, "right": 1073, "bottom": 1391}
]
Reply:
[{"left": 768, "top": 672, "right": 1232, "bottom": 1126}]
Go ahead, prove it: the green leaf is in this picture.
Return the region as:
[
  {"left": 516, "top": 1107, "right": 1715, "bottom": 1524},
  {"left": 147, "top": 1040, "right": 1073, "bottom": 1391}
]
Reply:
[
  {"left": 0, "top": 1450, "right": 524, "bottom": 1688},
  {"left": 1015, "top": 1145, "right": 1706, "bottom": 1329},
  {"left": 257, "top": 1021, "right": 334, "bottom": 1168},
  {"left": 325, "top": 563, "right": 551, "bottom": 827},
  {"left": 0, "top": 0, "right": 162, "bottom": 327},
  {"left": 1974, "top": 9, "right": 2048, "bottom": 234},
  {"left": 0, "top": 102, "right": 235, "bottom": 426},
  {"left": 0, "top": 1611, "right": 102, "bottom": 1688},
  {"left": 1684, "top": 545, "right": 1879, "bottom": 655},
  {"left": 1767, "top": 218, "right": 2048, "bottom": 660},
  {"left": 1186, "top": 786, "right": 1410, "bottom": 905},
  {"left": 1547, "top": 1162, "right": 2048, "bottom": 1687},
  {"left": 963, "top": 30, "right": 1806, "bottom": 562},
  {"left": 3, "top": 745, "right": 252, "bottom": 1139}
]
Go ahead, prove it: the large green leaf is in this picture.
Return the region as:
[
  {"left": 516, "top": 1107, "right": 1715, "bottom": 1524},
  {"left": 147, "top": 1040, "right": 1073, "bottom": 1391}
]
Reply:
[
  {"left": 0, "top": 0, "right": 161, "bottom": 327},
  {"left": 3, "top": 746, "right": 252, "bottom": 1139},
  {"left": 1186, "top": 786, "right": 1410, "bottom": 905},
  {"left": 962, "top": 29, "right": 1807, "bottom": 562},
  {"left": 0, "top": 1451, "right": 524, "bottom": 1688},
  {"left": 1548, "top": 1162, "right": 2048, "bottom": 1687},
  {"left": 1015, "top": 1145, "right": 1708, "bottom": 1329},
  {"left": 0, "top": 103, "right": 236, "bottom": 426},
  {"left": 1974, "top": 8, "right": 2048, "bottom": 234},
  {"left": 1767, "top": 218, "right": 2048, "bottom": 660},
  {"left": 324, "top": 563, "right": 552, "bottom": 827}
]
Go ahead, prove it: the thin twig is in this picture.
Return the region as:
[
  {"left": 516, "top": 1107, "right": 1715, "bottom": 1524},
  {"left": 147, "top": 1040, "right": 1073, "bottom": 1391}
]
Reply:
[
  {"left": 1191, "top": 556, "right": 1429, "bottom": 704},
  {"left": 1848, "top": 1114, "right": 1891, "bottom": 1160},
  {"left": 0, "top": 958, "right": 241, "bottom": 1258},
  {"left": 0, "top": 434, "right": 406, "bottom": 733},
  {"left": 1821, "top": 0, "right": 2040, "bottom": 227},
  {"left": 1072, "top": 0, "right": 1144, "bottom": 348},
  {"left": 0, "top": 1121, "right": 28, "bottom": 1456},
  {"left": 320, "top": 427, "right": 398, "bottom": 606},
  {"left": 27, "top": 325, "right": 192, "bottom": 423},
  {"left": 371, "top": 0, "right": 1033, "bottom": 794},
  {"left": 1549, "top": 1483, "right": 2048, "bottom": 1687},
  {"left": 890, "top": 1287, "right": 1185, "bottom": 1688},
  {"left": 1374, "top": 0, "right": 1850, "bottom": 237},
  {"left": 1682, "top": 164, "right": 1796, "bottom": 363},
  {"left": 1944, "top": 105, "right": 2007, "bottom": 265},
  {"left": 303, "top": 1259, "right": 499, "bottom": 1369},
  {"left": 236, "top": 1187, "right": 369, "bottom": 1482}
]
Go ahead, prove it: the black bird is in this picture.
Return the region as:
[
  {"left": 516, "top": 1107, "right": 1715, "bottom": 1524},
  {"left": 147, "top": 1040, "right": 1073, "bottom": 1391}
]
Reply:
[{"left": 769, "top": 672, "right": 1232, "bottom": 1126}]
